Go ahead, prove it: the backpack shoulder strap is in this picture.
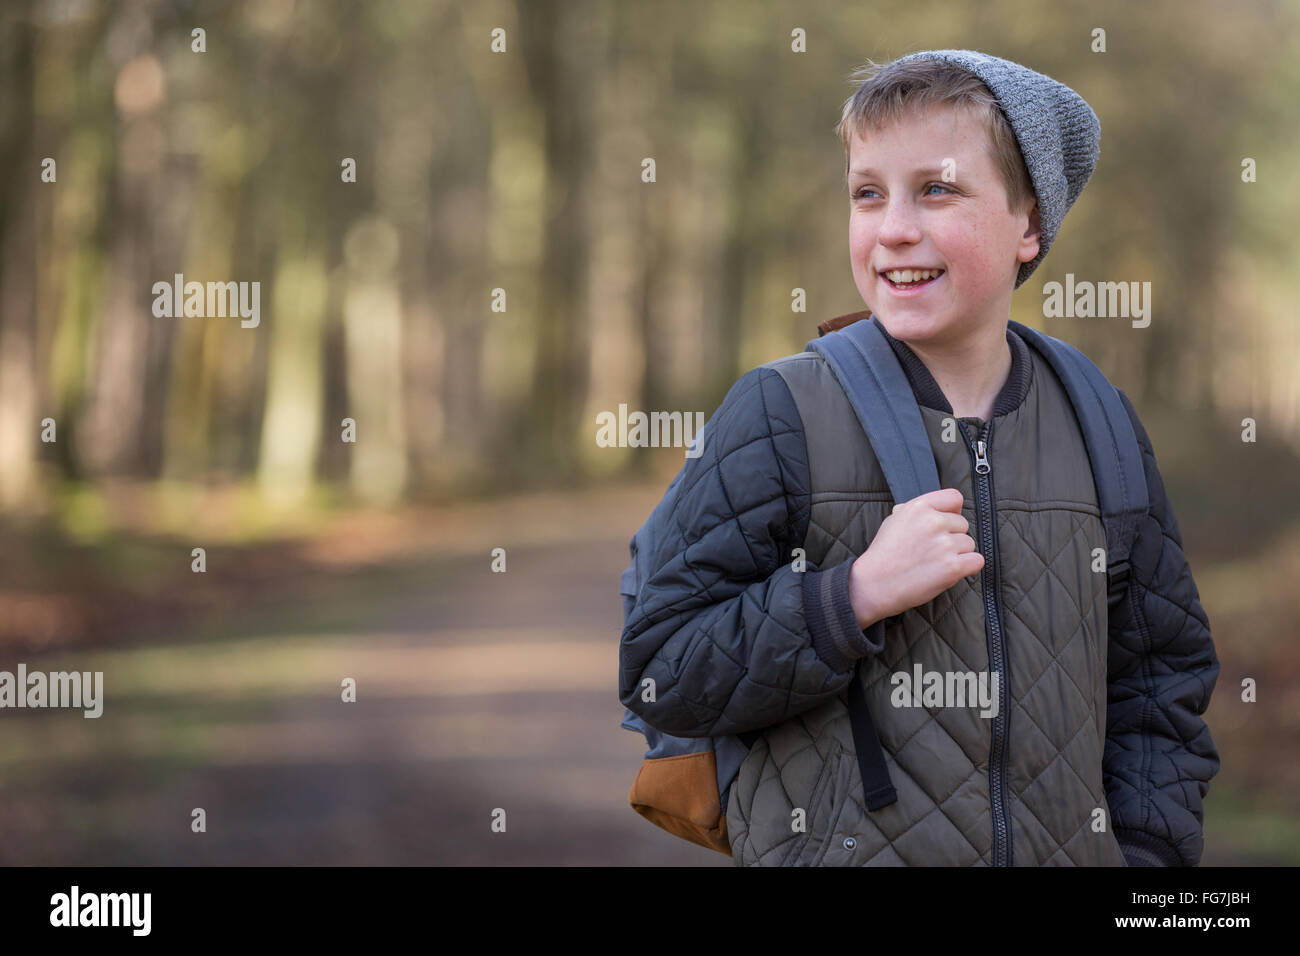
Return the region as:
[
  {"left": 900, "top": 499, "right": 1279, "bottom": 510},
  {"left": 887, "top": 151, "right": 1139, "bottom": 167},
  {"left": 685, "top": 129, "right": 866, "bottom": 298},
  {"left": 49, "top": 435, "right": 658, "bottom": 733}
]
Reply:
[
  {"left": 806, "top": 314, "right": 941, "bottom": 503},
  {"left": 804, "top": 312, "right": 948, "bottom": 812},
  {"left": 1008, "top": 321, "right": 1149, "bottom": 587}
]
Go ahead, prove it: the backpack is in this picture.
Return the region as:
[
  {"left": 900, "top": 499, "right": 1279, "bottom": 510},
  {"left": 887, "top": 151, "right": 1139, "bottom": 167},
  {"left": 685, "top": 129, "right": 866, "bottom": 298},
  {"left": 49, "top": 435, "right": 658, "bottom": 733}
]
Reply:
[{"left": 620, "top": 310, "right": 1149, "bottom": 856}]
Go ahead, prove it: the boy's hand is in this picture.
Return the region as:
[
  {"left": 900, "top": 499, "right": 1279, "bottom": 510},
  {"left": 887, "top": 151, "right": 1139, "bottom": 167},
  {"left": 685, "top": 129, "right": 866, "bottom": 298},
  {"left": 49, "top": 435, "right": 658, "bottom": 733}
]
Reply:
[{"left": 848, "top": 488, "right": 984, "bottom": 630}]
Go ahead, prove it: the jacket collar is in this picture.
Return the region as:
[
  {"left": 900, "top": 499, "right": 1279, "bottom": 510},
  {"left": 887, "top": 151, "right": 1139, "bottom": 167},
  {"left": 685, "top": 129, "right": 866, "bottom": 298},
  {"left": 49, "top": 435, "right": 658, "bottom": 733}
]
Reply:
[{"left": 874, "top": 319, "right": 1032, "bottom": 419}]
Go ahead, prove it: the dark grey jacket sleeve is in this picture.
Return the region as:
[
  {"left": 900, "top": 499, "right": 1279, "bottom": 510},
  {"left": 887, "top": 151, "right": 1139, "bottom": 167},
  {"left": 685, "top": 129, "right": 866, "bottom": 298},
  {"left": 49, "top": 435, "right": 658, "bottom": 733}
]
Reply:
[
  {"left": 1104, "top": 390, "right": 1221, "bottom": 866},
  {"left": 618, "top": 365, "right": 886, "bottom": 738}
]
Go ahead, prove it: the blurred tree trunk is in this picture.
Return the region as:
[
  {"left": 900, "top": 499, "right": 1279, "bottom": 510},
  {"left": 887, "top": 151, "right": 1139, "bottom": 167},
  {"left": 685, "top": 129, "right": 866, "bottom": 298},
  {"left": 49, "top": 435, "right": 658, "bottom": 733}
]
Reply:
[
  {"left": 454, "top": 0, "right": 543, "bottom": 492},
  {"left": 76, "top": 13, "right": 168, "bottom": 480},
  {"left": 257, "top": 247, "right": 328, "bottom": 506},
  {"left": 517, "top": 0, "right": 603, "bottom": 484},
  {"left": 713, "top": 100, "right": 759, "bottom": 398},
  {"left": 343, "top": 225, "right": 408, "bottom": 506},
  {"left": 0, "top": 4, "right": 38, "bottom": 508}
]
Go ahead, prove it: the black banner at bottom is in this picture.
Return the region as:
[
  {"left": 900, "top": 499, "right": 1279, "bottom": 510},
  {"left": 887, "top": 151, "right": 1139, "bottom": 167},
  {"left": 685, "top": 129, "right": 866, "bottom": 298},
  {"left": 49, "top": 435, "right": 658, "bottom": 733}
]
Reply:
[{"left": 0, "top": 864, "right": 1282, "bottom": 942}]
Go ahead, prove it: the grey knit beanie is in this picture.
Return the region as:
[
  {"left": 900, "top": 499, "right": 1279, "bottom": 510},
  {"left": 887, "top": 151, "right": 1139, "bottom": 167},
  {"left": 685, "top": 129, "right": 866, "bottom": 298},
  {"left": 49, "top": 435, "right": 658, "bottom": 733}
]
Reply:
[{"left": 889, "top": 49, "right": 1101, "bottom": 288}]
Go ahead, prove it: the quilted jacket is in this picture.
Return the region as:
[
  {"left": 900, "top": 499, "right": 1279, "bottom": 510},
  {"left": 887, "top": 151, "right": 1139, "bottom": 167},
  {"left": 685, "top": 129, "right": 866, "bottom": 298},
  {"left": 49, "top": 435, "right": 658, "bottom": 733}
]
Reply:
[{"left": 618, "top": 319, "right": 1220, "bottom": 866}]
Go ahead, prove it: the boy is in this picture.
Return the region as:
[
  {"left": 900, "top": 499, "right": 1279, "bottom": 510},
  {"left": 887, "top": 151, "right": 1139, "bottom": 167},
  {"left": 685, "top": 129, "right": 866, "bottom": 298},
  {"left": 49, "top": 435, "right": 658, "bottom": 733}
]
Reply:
[{"left": 619, "top": 50, "right": 1219, "bottom": 866}]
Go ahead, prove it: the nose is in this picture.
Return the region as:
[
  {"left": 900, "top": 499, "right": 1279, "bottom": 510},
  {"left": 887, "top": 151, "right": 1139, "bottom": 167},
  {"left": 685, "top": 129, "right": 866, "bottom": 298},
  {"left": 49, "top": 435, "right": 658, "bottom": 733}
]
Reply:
[{"left": 876, "top": 196, "right": 923, "bottom": 246}]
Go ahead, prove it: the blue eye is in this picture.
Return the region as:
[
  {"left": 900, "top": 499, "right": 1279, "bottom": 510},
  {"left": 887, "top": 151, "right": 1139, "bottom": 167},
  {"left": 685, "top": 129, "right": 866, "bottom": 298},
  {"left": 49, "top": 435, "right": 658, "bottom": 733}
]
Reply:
[{"left": 854, "top": 183, "right": 953, "bottom": 200}]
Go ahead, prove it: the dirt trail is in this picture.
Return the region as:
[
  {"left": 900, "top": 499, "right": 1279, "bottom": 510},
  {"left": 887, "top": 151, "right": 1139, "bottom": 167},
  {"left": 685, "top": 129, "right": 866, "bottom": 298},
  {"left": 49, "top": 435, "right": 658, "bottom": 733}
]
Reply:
[{"left": 0, "top": 482, "right": 725, "bottom": 865}]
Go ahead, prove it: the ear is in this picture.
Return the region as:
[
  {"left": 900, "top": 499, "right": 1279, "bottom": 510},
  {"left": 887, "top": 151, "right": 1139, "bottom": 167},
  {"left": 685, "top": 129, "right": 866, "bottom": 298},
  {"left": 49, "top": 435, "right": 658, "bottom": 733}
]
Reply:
[{"left": 1017, "top": 201, "right": 1042, "bottom": 265}]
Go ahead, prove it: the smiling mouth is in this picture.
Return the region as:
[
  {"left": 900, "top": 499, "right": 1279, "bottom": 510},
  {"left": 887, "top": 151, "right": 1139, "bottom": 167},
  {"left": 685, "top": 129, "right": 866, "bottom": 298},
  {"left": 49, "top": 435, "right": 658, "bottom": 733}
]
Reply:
[{"left": 881, "top": 268, "right": 945, "bottom": 290}]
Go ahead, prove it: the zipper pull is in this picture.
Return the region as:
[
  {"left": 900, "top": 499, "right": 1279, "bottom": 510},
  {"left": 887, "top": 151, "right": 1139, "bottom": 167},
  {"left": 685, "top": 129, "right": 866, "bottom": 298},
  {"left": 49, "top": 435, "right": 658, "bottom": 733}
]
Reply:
[{"left": 974, "top": 439, "right": 991, "bottom": 475}]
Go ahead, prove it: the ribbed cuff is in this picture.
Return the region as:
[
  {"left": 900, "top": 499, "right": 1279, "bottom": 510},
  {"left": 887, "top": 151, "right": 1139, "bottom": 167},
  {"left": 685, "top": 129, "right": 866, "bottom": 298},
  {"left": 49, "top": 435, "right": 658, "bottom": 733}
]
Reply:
[
  {"left": 1116, "top": 830, "right": 1182, "bottom": 867},
  {"left": 801, "top": 560, "right": 887, "bottom": 673}
]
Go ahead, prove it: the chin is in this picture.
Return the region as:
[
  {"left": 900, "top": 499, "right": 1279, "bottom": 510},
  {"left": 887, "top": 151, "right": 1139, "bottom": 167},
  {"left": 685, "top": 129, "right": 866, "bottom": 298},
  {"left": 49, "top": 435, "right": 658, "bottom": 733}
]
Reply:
[{"left": 870, "top": 311, "right": 950, "bottom": 343}]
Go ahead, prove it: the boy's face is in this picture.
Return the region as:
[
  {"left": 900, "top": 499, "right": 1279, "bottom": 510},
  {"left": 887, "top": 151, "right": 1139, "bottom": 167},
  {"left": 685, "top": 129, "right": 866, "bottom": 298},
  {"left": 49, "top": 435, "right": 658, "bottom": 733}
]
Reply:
[{"left": 846, "top": 103, "right": 1040, "bottom": 348}]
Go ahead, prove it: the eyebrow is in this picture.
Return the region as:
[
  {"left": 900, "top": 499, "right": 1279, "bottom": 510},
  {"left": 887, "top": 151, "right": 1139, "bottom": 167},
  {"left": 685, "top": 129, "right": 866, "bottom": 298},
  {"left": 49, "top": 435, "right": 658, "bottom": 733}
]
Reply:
[{"left": 847, "top": 165, "right": 952, "bottom": 179}]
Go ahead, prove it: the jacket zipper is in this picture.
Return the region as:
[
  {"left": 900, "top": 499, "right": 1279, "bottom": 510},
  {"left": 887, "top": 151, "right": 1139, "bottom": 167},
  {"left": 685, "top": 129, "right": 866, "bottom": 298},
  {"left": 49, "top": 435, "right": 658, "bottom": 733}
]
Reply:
[{"left": 959, "top": 418, "right": 1012, "bottom": 867}]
